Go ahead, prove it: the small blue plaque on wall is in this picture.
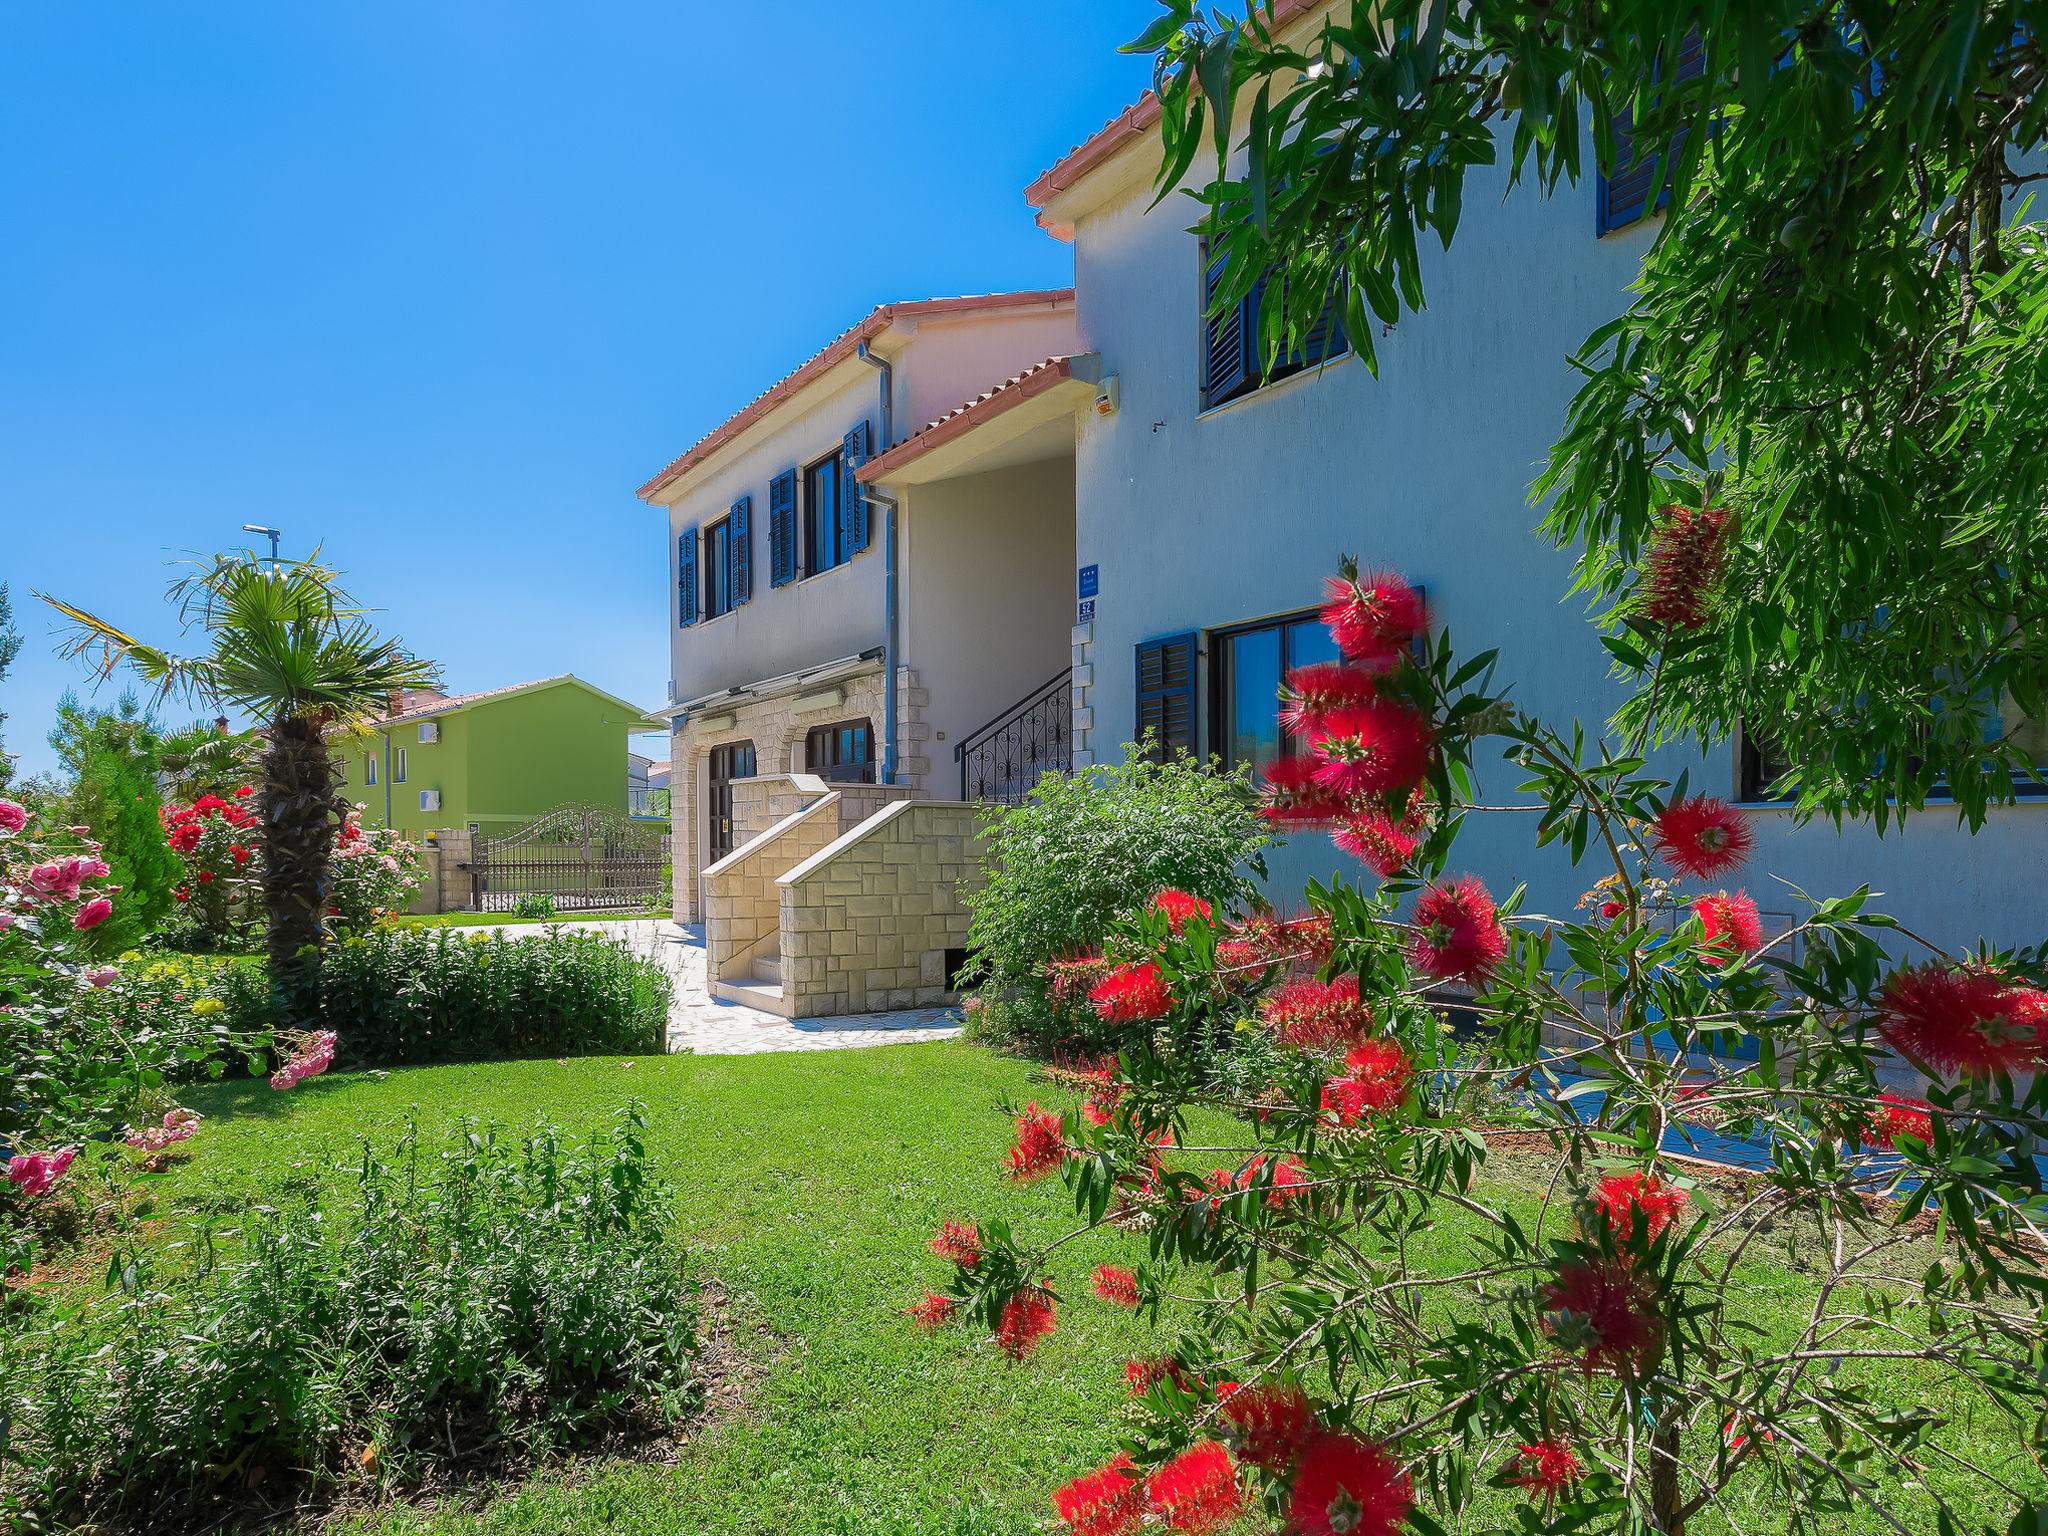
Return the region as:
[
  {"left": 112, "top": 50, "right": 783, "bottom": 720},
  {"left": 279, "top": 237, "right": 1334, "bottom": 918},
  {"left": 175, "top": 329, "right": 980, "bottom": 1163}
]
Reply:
[
  {"left": 1077, "top": 564, "right": 1099, "bottom": 600},
  {"left": 1077, "top": 599, "right": 1096, "bottom": 624}
]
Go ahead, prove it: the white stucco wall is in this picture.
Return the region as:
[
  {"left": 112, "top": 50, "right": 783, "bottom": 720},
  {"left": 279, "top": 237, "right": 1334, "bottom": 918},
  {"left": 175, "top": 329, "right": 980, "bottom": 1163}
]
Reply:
[
  {"left": 660, "top": 303, "right": 1080, "bottom": 711},
  {"left": 901, "top": 455, "right": 1078, "bottom": 793},
  {"left": 1067, "top": 147, "right": 2048, "bottom": 955}
]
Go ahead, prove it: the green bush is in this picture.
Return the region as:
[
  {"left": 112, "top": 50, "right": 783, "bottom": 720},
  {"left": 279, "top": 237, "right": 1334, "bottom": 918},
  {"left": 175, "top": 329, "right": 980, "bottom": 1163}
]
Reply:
[
  {"left": 284, "top": 926, "right": 669, "bottom": 1066},
  {"left": 964, "top": 743, "right": 1270, "bottom": 1049},
  {"left": 513, "top": 890, "right": 558, "bottom": 921},
  {"left": 1, "top": 1104, "right": 696, "bottom": 1528}
]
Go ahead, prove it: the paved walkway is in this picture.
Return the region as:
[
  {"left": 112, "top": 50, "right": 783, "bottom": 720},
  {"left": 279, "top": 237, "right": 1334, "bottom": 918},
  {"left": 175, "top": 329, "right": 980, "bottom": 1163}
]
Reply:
[{"left": 470, "top": 917, "right": 962, "bottom": 1055}]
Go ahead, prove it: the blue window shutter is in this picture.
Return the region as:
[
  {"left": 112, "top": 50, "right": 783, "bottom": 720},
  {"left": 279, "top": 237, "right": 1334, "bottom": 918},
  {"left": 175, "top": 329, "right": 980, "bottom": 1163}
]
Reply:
[
  {"left": 730, "top": 495, "right": 752, "bottom": 603},
  {"left": 841, "top": 421, "right": 872, "bottom": 556},
  {"left": 1201, "top": 243, "right": 1252, "bottom": 409},
  {"left": 1135, "top": 632, "right": 1198, "bottom": 761},
  {"left": 677, "top": 528, "right": 698, "bottom": 627},
  {"left": 1597, "top": 29, "right": 1706, "bottom": 235},
  {"left": 769, "top": 470, "right": 798, "bottom": 585}
]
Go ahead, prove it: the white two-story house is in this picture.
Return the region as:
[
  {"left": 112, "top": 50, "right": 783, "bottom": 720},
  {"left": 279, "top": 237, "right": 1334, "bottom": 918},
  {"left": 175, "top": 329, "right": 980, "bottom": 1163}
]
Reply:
[
  {"left": 642, "top": 291, "right": 1086, "bottom": 921},
  {"left": 990, "top": 0, "right": 2046, "bottom": 956}
]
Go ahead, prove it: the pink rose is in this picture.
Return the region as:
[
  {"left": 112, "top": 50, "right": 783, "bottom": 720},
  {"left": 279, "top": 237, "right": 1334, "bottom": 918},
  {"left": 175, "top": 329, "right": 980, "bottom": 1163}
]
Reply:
[
  {"left": 7, "top": 1148, "right": 76, "bottom": 1197},
  {"left": 73, "top": 896, "right": 113, "bottom": 931},
  {"left": 86, "top": 965, "right": 120, "bottom": 988},
  {"left": 0, "top": 912, "right": 14, "bottom": 932},
  {"left": 0, "top": 800, "right": 26, "bottom": 835}
]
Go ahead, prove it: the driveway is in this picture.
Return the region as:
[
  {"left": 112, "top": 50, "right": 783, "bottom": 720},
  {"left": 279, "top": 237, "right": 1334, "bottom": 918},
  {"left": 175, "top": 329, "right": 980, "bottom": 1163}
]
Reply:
[{"left": 463, "top": 917, "right": 963, "bottom": 1055}]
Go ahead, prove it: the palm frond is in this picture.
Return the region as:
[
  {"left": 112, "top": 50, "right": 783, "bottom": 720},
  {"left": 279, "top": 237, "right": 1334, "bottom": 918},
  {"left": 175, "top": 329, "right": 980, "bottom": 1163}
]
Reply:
[{"left": 35, "top": 591, "right": 222, "bottom": 707}]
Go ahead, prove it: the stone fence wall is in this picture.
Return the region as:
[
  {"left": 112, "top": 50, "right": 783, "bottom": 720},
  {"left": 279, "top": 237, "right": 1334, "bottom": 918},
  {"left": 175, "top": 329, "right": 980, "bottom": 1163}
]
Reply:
[
  {"left": 704, "top": 793, "right": 846, "bottom": 986},
  {"left": 778, "top": 800, "right": 986, "bottom": 1018}
]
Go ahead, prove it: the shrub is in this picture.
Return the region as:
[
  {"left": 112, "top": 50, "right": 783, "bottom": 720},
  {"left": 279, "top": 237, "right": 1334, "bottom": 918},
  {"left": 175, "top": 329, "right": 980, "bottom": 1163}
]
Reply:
[
  {"left": 1, "top": 1104, "right": 697, "bottom": 1528},
  {"left": 49, "top": 695, "right": 182, "bottom": 954},
  {"left": 927, "top": 562, "right": 2048, "bottom": 1536},
  {"left": 514, "top": 890, "right": 558, "bottom": 921},
  {"left": 160, "top": 786, "right": 260, "bottom": 946},
  {"left": 964, "top": 743, "right": 1269, "bottom": 1049},
  {"left": 279, "top": 926, "right": 669, "bottom": 1066},
  {"left": 327, "top": 806, "right": 425, "bottom": 933}
]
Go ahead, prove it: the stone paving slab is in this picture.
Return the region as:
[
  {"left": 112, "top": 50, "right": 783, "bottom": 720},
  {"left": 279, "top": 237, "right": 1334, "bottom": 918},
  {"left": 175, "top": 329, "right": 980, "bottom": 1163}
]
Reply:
[{"left": 452, "top": 917, "right": 962, "bottom": 1056}]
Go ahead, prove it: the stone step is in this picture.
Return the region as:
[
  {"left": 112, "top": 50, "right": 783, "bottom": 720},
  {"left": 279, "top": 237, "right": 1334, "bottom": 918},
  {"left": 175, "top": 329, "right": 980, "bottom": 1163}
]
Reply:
[
  {"left": 750, "top": 949, "right": 782, "bottom": 985},
  {"left": 713, "top": 975, "right": 790, "bottom": 1017}
]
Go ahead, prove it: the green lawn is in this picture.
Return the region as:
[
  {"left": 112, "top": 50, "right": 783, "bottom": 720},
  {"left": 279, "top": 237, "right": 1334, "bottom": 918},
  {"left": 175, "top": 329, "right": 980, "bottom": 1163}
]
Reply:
[
  {"left": 142, "top": 1045, "right": 2041, "bottom": 1536},
  {"left": 385, "top": 909, "right": 655, "bottom": 930}
]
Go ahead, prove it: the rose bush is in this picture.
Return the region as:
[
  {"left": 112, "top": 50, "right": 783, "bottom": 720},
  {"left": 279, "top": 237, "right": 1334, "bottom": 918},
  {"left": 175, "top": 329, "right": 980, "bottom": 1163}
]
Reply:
[
  {"left": 921, "top": 562, "right": 2048, "bottom": 1536},
  {"left": 161, "top": 785, "right": 259, "bottom": 946},
  {"left": 327, "top": 805, "right": 424, "bottom": 934}
]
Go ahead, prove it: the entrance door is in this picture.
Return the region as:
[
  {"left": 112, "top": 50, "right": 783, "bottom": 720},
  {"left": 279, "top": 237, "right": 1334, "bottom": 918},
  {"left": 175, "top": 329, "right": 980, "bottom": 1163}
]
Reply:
[{"left": 707, "top": 741, "right": 756, "bottom": 862}]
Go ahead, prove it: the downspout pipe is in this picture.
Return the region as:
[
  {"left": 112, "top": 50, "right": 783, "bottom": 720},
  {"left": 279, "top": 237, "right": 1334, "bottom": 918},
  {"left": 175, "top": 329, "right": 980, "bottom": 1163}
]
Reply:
[
  {"left": 382, "top": 728, "right": 392, "bottom": 828},
  {"left": 856, "top": 341, "right": 899, "bottom": 784}
]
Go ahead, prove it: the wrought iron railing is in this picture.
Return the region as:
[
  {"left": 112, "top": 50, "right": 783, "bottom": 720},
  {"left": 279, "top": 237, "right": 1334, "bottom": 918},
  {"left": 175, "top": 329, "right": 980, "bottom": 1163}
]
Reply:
[{"left": 956, "top": 669, "right": 1073, "bottom": 804}]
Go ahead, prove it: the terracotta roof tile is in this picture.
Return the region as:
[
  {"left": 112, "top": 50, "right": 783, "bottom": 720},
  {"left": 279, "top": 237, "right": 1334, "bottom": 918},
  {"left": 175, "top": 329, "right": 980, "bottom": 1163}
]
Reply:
[
  {"left": 857, "top": 355, "right": 1086, "bottom": 483},
  {"left": 635, "top": 289, "right": 1074, "bottom": 503}
]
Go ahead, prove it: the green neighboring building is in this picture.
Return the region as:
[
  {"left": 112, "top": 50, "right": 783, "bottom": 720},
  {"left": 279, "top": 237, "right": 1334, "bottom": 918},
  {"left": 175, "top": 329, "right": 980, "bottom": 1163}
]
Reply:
[{"left": 338, "top": 675, "right": 666, "bottom": 836}]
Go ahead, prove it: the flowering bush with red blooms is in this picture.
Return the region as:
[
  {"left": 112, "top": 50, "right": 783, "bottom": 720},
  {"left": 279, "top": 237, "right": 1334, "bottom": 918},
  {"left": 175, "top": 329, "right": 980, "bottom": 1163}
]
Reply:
[
  {"left": 326, "top": 806, "right": 425, "bottom": 935},
  {"left": 1638, "top": 502, "right": 1733, "bottom": 632},
  {"left": 920, "top": 559, "right": 2048, "bottom": 1536},
  {"left": 161, "top": 787, "right": 259, "bottom": 944}
]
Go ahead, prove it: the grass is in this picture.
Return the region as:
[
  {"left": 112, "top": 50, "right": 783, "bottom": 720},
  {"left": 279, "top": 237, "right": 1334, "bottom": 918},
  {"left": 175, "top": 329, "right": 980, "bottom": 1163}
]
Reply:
[
  {"left": 105, "top": 1045, "right": 2046, "bottom": 1535},
  {"left": 385, "top": 909, "right": 657, "bottom": 930}
]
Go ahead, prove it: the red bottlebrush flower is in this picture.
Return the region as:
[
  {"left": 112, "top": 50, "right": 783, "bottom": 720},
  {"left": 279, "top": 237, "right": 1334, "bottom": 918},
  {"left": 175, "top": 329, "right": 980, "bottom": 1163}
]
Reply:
[
  {"left": 1047, "top": 953, "right": 1115, "bottom": 1016},
  {"left": 1279, "top": 661, "right": 1377, "bottom": 738},
  {"left": 1541, "top": 1256, "right": 1666, "bottom": 1378},
  {"left": 1308, "top": 700, "right": 1434, "bottom": 800},
  {"left": 931, "top": 1219, "right": 982, "bottom": 1267},
  {"left": 1216, "top": 1380, "right": 1316, "bottom": 1471},
  {"left": 994, "top": 1286, "right": 1057, "bottom": 1361},
  {"left": 1322, "top": 1039, "right": 1413, "bottom": 1126},
  {"left": 1260, "top": 754, "right": 1348, "bottom": 826},
  {"left": 1288, "top": 1432, "right": 1414, "bottom": 1536},
  {"left": 1877, "top": 965, "right": 2048, "bottom": 1076},
  {"left": 1409, "top": 877, "right": 1507, "bottom": 981},
  {"left": 1235, "top": 1152, "right": 1310, "bottom": 1208},
  {"left": 1081, "top": 1072, "right": 1123, "bottom": 1127},
  {"left": 1640, "top": 503, "right": 1732, "bottom": 631},
  {"left": 1089, "top": 961, "right": 1174, "bottom": 1024},
  {"left": 1053, "top": 1453, "right": 1144, "bottom": 1536},
  {"left": 1592, "top": 1171, "right": 1691, "bottom": 1242},
  {"left": 1211, "top": 937, "right": 1267, "bottom": 987},
  {"left": 1125, "top": 1356, "right": 1188, "bottom": 1395},
  {"left": 1145, "top": 1440, "right": 1241, "bottom": 1534},
  {"left": 1008, "top": 1102, "right": 1067, "bottom": 1181},
  {"left": 1507, "top": 1439, "right": 1583, "bottom": 1493},
  {"left": 1150, "top": 888, "right": 1214, "bottom": 932},
  {"left": 1260, "top": 975, "right": 1373, "bottom": 1051},
  {"left": 1863, "top": 1092, "right": 1935, "bottom": 1150},
  {"left": 1092, "top": 1264, "right": 1140, "bottom": 1307},
  {"left": 1322, "top": 571, "right": 1426, "bottom": 670},
  {"left": 907, "top": 1291, "right": 955, "bottom": 1330},
  {"left": 1333, "top": 800, "right": 1427, "bottom": 877},
  {"left": 1653, "top": 795, "right": 1754, "bottom": 879},
  {"left": 1693, "top": 891, "right": 1763, "bottom": 955}
]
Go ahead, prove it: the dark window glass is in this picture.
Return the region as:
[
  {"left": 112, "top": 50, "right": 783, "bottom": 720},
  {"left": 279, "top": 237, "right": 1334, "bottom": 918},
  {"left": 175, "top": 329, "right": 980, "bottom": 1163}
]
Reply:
[
  {"left": 804, "top": 453, "right": 843, "bottom": 576},
  {"left": 703, "top": 518, "right": 734, "bottom": 619},
  {"left": 806, "top": 719, "right": 874, "bottom": 783},
  {"left": 1212, "top": 609, "right": 1343, "bottom": 774},
  {"left": 707, "top": 740, "right": 757, "bottom": 862}
]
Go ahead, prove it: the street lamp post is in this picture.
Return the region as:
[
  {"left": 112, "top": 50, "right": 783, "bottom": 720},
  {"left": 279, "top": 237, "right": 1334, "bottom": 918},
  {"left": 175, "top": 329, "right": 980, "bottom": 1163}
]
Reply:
[{"left": 241, "top": 524, "right": 282, "bottom": 570}]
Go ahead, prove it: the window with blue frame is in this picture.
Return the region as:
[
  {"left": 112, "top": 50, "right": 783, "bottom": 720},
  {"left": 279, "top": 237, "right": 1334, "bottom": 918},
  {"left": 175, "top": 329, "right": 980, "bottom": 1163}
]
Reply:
[
  {"left": 1739, "top": 696, "right": 2048, "bottom": 802},
  {"left": 1596, "top": 30, "right": 1707, "bottom": 235},
  {"left": 803, "top": 451, "right": 845, "bottom": 576},
  {"left": 1210, "top": 607, "right": 1342, "bottom": 774},
  {"left": 702, "top": 516, "right": 734, "bottom": 619}
]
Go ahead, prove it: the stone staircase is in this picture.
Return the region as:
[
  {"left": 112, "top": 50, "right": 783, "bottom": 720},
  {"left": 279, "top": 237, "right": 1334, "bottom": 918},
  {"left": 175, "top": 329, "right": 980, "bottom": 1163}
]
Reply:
[{"left": 701, "top": 774, "right": 985, "bottom": 1019}]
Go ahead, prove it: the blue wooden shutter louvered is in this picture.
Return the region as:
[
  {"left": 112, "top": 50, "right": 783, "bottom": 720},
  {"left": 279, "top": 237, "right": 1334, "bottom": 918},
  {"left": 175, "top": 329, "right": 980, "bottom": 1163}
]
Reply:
[
  {"left": 1201, "top": 243, "right": 1252, "bottom": 409},
  {"left": 841, "top": 420, "right": 872, "bottom": 557},
  {"left": 729, "top": 495, "right": 752, "bottom": 604},
  {"left": 1597, "top": 29, "right": 1707, "bottom": 234},
  {"left": 677, "top": 528, "right": 698, "bottom": 627},
  {"left": 1135, "top": 633, "right": 1198, "bottom": 761},
  {"left": 768, "top": 470, "right": 798, "bottom": 585}
]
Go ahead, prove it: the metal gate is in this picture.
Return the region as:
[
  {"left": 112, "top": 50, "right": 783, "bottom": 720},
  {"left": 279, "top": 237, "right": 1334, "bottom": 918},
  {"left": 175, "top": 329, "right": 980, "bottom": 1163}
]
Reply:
[{"left": 466, "top": 804, "right": 668, "bottom": 913}]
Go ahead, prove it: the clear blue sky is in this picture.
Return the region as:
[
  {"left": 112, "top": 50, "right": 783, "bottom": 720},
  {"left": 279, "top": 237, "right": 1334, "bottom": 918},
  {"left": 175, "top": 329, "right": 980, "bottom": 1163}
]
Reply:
[{"left": 0, "top": 2, "right": 1157, "bottom": 779}]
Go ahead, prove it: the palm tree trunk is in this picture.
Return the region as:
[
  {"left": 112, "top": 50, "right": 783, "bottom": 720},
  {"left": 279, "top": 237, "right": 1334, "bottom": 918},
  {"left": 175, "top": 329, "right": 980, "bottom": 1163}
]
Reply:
[{"left": 261, "top": 713, "right": 343, "bottom": 1015}]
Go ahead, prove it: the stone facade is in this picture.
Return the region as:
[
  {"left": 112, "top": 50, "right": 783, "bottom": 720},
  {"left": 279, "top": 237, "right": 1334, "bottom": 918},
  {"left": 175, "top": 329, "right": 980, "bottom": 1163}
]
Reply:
[
  {"left": 779, "top": 800, "right": 985, "bottom": 1018},
  {"left": 669, "top": 664, "right": 929, "bottom": 922}
]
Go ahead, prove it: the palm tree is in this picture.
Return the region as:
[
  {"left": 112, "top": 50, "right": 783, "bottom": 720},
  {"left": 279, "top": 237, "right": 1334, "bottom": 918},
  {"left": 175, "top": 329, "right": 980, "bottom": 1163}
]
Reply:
[
  {"left": 157, "top": 717, "right": 265, "bottom": 803},
  {"left": 40, "top": 552, "right": 437, "bottom": 1000}
]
